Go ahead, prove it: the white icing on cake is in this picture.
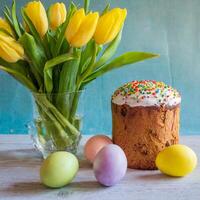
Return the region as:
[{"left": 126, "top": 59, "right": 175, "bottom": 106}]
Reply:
[{"left": 112, "top": 80, "right": 181, "bottom": 107}]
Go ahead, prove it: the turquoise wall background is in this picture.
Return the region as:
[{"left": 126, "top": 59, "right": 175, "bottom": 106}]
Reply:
[{"left": 0, "top": 0, "right": 199, "bottom": 135}]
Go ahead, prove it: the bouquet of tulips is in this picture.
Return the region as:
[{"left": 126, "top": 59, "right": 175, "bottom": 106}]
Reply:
[{"left": 0, "top": 0, "right": 157, "bottom": 152}]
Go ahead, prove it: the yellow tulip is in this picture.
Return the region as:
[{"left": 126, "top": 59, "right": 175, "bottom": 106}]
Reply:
[
  {"left": 0, "top": 18, "right": 14, "bottom": 36},
  {"left": 49, "top": 3, "right": 67, "bottom": 30},
  {"left": 94, "top": 8, "right": 127, "bottom": 45},
  {"left": 24, "top": 1, "right": 48, "bottom": 37},
  {"left": 65, "top": 8, "right": 99, "bottom": 47},
  {"left": 0, "top": 32, "right": 24, "bottom": 63}
]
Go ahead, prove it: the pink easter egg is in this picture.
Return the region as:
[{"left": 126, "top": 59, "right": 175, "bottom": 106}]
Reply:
[{"left": 84, "top": 135, "right": 113, "bottom": 163}]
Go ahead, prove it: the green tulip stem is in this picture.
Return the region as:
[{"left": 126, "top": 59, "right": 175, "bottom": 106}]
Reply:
[
  {"left": 68, "top": 44, "right": 98, "bottom": 122},
  {"left": 69, "top": 91, "right": 81, "bottom": 123},
  {"left": 35, "top": 98, "right": 72, "bottom": 148},
  {"left": 35, "top": 94, "right": 80, "bottom": 137}
]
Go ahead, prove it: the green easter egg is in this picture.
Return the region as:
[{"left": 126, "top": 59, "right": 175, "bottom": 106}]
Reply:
[{"left": 40, "top": 151, "right": 79, "bottom": 188}]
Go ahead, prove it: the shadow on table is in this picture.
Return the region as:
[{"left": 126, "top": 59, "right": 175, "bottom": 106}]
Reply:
[
  {"left": 57, "top": 181, "right": 104, "bottom": 197},
  {"left": 135, "top": 172, "right": 181, "bottom": 181},
  {"left": 78, "top": 157, "right": 92, "bottom": 169},
  {"left": 0, "top": 182, "right": 48, "bottom": 197},
  {"left": 69, "top": 180, "right": 102, "bottom": 189},
  {"left": 0, "top": 146, "right": 92, "bottom": 168},
  {"left": 0, "top": 180, "right": 104, "bottom": 198},
  {"left": 0, "top": 149, "right": 41, "bottom": 167}
]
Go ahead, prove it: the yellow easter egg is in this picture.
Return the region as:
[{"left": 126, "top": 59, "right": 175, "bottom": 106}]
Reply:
[{"left": 156, "top": 144, "right": 197, "bottom": 177}]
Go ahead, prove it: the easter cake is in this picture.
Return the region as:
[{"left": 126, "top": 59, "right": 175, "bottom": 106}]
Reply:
[{"left": 112, "top": 80, "right": 181, "bottom": 169}]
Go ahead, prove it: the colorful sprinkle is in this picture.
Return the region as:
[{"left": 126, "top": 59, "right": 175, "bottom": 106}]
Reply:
[{"left": 112, "top": 80, "right": 181, "bottom": 107}]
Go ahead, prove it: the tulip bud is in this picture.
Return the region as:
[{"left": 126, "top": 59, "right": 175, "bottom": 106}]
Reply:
[
  {"left": 49, "top": 3, "right": 67, "bottom": 30},
  {"left": 0, "top": 32, "right": 24, "bottom": 63},
  {"left": 65, "top": 8, "right": 99, "bottom": 48},
  {"left": 94, "top": 8, "right": 127, "bottom": 45},
  {"left": 0, "top": 18, "right": 14, "bottom": 36},
  {"left": 24, "top": 1, "right": 48, "bottom": 37}
]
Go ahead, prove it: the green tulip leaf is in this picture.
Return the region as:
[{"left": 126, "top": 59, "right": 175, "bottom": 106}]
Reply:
[
  {"left": 79, "top": 43, "right": 98, "bottom": 83},
  {"left": 4, "top": 10, "right": 13, "bottom": 26},
  {"left": 80, "top": 58, "right": 91, "bottom": 75},
  {"left": 20, "top": 33, "right": 46, "bottom": 76},
  {"left": 56, "top": 58, "right": 81, "bottom": 118},
  {"left": 60, "top": 39, "right": 70, "bottom": 54},
  {"left": 4, "top": 6, "right": 16, "bottom": 37},
  {"left": 94, "top": 30, "right": 122, "bottom": 69},
  {"left": 44, "top": 53, "right": 77, "bottom": 72},
  {"left": 58, "top": 54, "right": 81, "bottom": 93},
  {"left": 54, "top": 24, "right": 68, "bottom": 56},
  {"left": 97, "top": 45, "right": 103, "bottom": 56},
  {"left": 0, "top": 65, "right": 37, "bottom": 91},
  {"left": 0, "top": 58, "right": 28, "bottom": 76},
  {"left": 84, "top": 52, "right": 159, "bottom": 83},
  {"left": 101, "top": 3, "right": 110, "bottom": 15},
  {"left": 5, "top": 5, "right": 11, "bottom": 15},
  {"left": 44, "top": 53, "right": 78, "bottom": 93},
  {"left": 44, "top": 31, "right": 57, "bottom": 56},
  {"left": 84, "top": 0, "right": 90, "bottom": 14},
  {"left": 42, "top": 35, "right": 52, "bottom": 59},
  {"left": 81, "top": 76, "right": 96, "bottom": 88},
  {"left": 11, "top": 0, "right": 22, "bottom": 38},
  {"left": 2, "top": 4, "right": 20, "bottom": 38},
  {"left": 20, "top": 33, "right": 47, "bottom": 86},
  {"left": 79, "top": 40, "right": 95, "bottom": 73},
  {"left": 55, "top": 49, "right": 81, "bottom": 118}
]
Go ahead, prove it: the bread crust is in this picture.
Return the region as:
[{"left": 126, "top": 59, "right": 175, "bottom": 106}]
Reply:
[{"left": 112, "top": 103, "right": 180, "bottom": 170}]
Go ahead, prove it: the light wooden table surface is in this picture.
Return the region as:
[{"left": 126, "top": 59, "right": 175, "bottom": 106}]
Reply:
[{"left": 0, "top": 135, "right": 200, "bottom": 200}]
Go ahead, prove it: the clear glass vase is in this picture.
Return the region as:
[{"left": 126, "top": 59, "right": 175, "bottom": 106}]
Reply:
[{"left": 27, "top": 91, "right": 84, "bottom": 159}]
